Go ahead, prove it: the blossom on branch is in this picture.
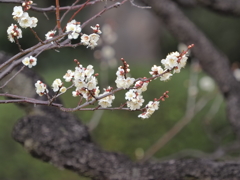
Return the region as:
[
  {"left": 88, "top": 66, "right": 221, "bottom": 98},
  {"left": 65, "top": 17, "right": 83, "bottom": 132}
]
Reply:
[
  {"left": 81, "top": 33, "right": 100, "bottom": 49},
  {"left": 138, "top": 101, "right": 160, "bottom": 119},
  {"left": 63, "top": 70, "right": 74, "bottom": 82},
  {"left": 126, "top": 93, "right": 144, "bottom": 110},
  {"left": 13, "top": 9, "right": 38, "bottom": 28},
  {"left": 69, "top": 61, "right": 100, "bottom": 101},
  {"left": 91, "top": 24, "right": 102, "bottom": 34},
  {"left": 7, "top": 24, "right": 22, "bottom": 43},
  {"left": 115, "top": 65, "right": 135, "bottom": 89},
  {"left": 35, "top": 80, "right": 48, "bottom": 96},
  {"left": 12, "top": 6, "right": 23, "bottom": 20},
  {"left": 98, "top": 86, "right": 115, "bottom": 108},
  {"left": 66, "top": 20, "right": 81, "bottom": 39},
  {"left": 22, "top": 56, "right": 37, "bottom": 68},
  {"left": 52, "top": 79, "right": 63, "bottom": 92}
]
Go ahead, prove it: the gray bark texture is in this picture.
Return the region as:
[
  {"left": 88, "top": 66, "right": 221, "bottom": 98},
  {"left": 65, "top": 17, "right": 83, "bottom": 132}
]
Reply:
[{"left": 1, "top": 0, "right": 240, "bottom": 179}]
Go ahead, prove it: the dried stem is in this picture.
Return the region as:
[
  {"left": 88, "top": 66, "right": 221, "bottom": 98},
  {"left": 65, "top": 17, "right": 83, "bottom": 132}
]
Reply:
[
  {"left": 29, "top": 28, "right": 43, "bottom": 43},
  {"left": 14, "top": 37, "right": 23, "bottom": 52}
]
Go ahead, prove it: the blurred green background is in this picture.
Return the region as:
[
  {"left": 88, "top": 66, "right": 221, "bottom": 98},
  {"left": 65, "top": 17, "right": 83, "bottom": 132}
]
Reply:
[{"left": 0, "top": 1, "right": 239, "bottom": 180}]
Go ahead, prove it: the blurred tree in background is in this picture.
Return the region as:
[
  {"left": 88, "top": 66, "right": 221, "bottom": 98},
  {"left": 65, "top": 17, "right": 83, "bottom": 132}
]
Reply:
[{"left": 1, "top": 0, "right": 240, "bottom": 179}]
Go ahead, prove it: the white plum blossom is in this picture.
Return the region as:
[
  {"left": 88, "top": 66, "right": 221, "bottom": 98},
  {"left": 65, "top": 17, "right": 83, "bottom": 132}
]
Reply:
[
  {"left": 60, "top": 86, "right": 67, "bottom": 93},
  {"left": 81, "top": 34, "right": 90, "bottom": 45},
  {"left": 149, "top": 65, "right": 161, "bottom": 77},
  {"left": 91, "top": 24, "right": 102, "bottom": 34},
  {"left": 73, "top": 78, "right": 87, "bottom": 89},
  {"left": 70, "top": 63, "right": 100, "bottom": 101},
  {"left": 35, "top": 80, "right": 48, "bottom": 96},
  {"left": 149, "top": 65, "right": 172, "bottom": 81},
  {"left": 66, "top": 20, "right": 81, "bottom": 39},
  {"left": 98, "top": 87, "right": 115, "bottom": 108},
  {"left": 30, "top": 17, "right": 38, "bottom": 28},
  {"left": 115, "top": 77, "right": 135, "bottom": 89},
  {"left": 87, "top": 39, "right": 98, "bottom": 49},
  {"left": 161, "top": 52, "right": 180, "bottom": 70},
  {"left": 12, "top": 6, "right": 23, "bottom": 20},
  {"left": 81, "top": 33, "right": 100, "bottom": 49},
  {"left": 22, "top": 56, "right": 37, "bottom": 68},
  {"left": 12, "top": 6, "right": 38, "bottom": 28},
  {"left": 173, "top": 55, "right": 188, "bottom": 73},
  {"left": 138, "top": 101, "right": 160, "bottom": 119},
  {"left": 18, "top": 12, "right": 32, "bottom": 28},
  {"left": 7, "top": 24, "right": 22, "bottom": 43},
  {"left": 63, "top": 70, "right": 74, "bottom": 82},
  {"left": 134, "top": 80, "right": 149, "bottom": 93},
  {"left": 125, "top": 89, "right": 136, "bottom": 101},
  {"left": 89, "top": 33, "right": 100, "bottom": 42},
  {"left": 85, "top": 65, "right": 94, "bottom": 78},
  {"left": 126, "top": 94, "right": 144, "bottom": 110},
  {"left": 115, "top": 65, "right": 134, "bottom": 89},
  {"left": 86, "top": 76, "right": 98, "bottom": 90},
  {"left": 72, "top": 90, "right": 78, "bottom": 97},
  {"left": 52, "top": 79, "right": 63, "bottom": 92}
]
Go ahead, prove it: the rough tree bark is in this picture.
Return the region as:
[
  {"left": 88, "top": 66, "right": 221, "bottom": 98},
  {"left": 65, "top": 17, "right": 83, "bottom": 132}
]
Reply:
[{"left": 2, "top": 0, "right": 240, "bottom": 179}]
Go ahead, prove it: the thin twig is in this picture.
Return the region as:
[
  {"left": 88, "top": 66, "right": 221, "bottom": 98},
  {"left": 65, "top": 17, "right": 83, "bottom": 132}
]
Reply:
[
  {"left": 60, "top": 0, "right": 80, "bottom": 24},
  {"left": 130, "top": 0, "right": 151, "bottom": 9},
  {"left": 0, "top": 65, "right": 25, "bottom": 89},
  {"left": 29, "top": 28, "right": 43, "bottom": 43},
  {"left": 140, "top": 95, "right": 211, "bottom": 163},
  {"left": 0, "top": 32, "right": 68, "bottom": 72},
  {"left": 68, "top": 0, "right": 91, "bottom": 23},
  {"left": 81, "top": 1, "right": 126, "bottom": 28},
  {"left": 14, "top": 37, "right": 23, "bottom": 52}
]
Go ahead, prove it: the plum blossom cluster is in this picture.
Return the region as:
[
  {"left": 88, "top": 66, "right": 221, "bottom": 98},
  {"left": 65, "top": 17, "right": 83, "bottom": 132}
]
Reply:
[
  {"left": 66, "top": 20, "right": 82, "bottom": 39},
  {"left": 81, "top": 24, "right": 101, "bottom": 49},
  {"left": 22, "top": 56, "right": 37, "bottom": 68},
  {"left": 7, "top": 24, "right": 22, "bottom": 43},
  {"left": 45, "top": 30, "right": 56, "bottom": 41},
  {"left": 33, "top": 45, "right": 193, "bottom": 119},
  {"left": 7, "top": 2, "right": 38, "bottom": 43},
  {"left": 35, "top": 80, "right": 48, "bottom": 96},
  {"left": 52, "top": 79, "right": 67, "bottom": 93},
  {"left": 138, "top": 91, "right": 169, "bottom": 119},
  {"left": 150, "top": 49, "right": 190, "bottom": 81},
  {"left": 62, "top": 61, "right": 100, "bottom": 101},
  {"left": 115, "top": 58, "right": 135, "bottom": 89},
  {"left": 34, "top": 78, "right": 67, "bottom": 97},
  {"left": 138, "top": 101, "right": 160, "bottom": 119},
  {"left": 98, "top": 86, "right": 115, "bottom": 108},
  {"left": 12, "top": 5, "right": 38, "bottom": 28},
  {"left": 125, "top": 79, "right": 149, "bottom": 110}
]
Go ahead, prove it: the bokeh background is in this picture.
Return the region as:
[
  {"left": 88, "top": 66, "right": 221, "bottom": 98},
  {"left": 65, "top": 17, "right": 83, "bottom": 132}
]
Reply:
[{"left": 1, "top": 1, "right": 240, "bottom": 179}]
